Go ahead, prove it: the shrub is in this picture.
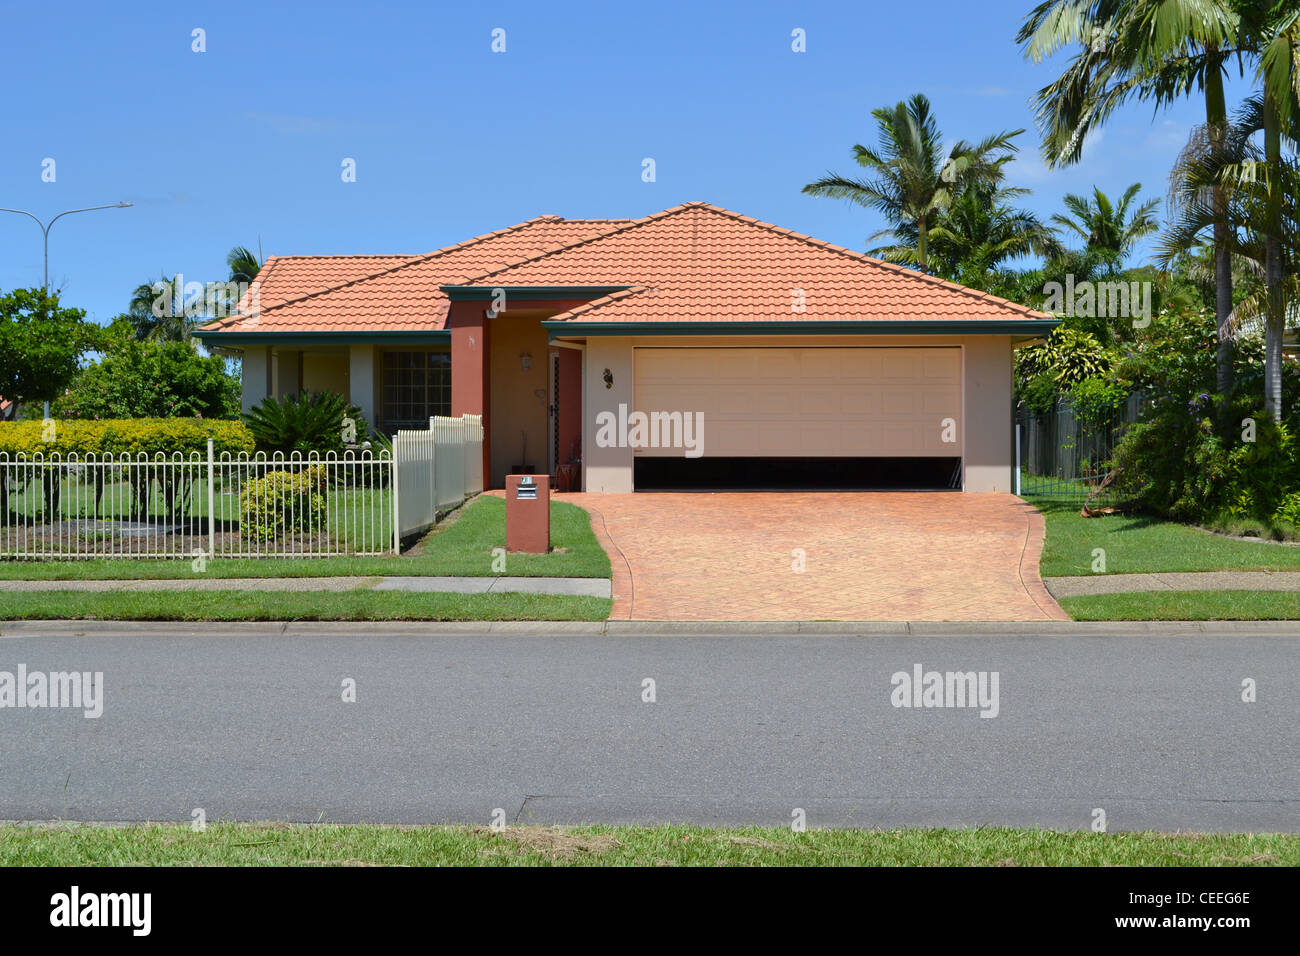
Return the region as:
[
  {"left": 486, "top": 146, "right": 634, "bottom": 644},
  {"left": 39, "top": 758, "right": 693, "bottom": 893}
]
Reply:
[
  {"left": 1274, "top": 492, "right": 1300, "bottom": 526},
  {"left": 239, "top": 467, "right": 328, "bottom": 542},
  {"left": 0, "top": 418, "right": 254, "bottom": 459},
  {"left": 1069, "top": 375, "right": 1131, "bottom": 427},
  {"left": 243, "top": 392, "right": 368, "bottom": 455}
]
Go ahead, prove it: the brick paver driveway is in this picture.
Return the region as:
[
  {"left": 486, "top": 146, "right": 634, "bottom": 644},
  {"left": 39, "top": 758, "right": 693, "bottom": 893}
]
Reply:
[{"left": 563, "top": 492, "right": 1067, "bottom": 622}]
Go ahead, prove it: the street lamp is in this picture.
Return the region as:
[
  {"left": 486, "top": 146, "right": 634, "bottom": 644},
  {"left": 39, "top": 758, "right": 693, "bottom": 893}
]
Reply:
[
  {"left": 0, "top": 201, "right": 133, "bottom": 291},
  {"left": 0, "top": 202, "right": 133, "bottom": 417}
]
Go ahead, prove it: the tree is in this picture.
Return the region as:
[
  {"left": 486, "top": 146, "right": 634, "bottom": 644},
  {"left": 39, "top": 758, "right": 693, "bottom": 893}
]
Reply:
[
  {"left": 0, "top": 288, "right": 101, "bottom": 409},
  {"left": 1159, "top": 95, "right": 1300, "bottom": 361},
  {"left": 802, "top": 93, "right": 1025, "bottom": 270},
  {"left": 1237, "top": 0, "right": 1300, "bottom": 421},
  {"left": 1019, "top": 0, "right": 1243, "bottom": 392},
  {"left": 1048, "top": 183, "right": 1160, "bottom": 270},
  {"left": 226, "top": 245, "right": 263, "bottom": 284},
  {"left": 891, "top": 180, "right": 1063, "bottom": 288},
  {"left": 52, "top": 317, "right": 240, "bottom": 419},
  {"left": 127, "top": 274, "right": 199, "bottom": 343}
]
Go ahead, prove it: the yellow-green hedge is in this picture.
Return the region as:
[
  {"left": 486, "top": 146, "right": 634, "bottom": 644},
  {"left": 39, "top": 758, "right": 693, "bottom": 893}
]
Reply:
[{"left": 0, "top": 419, "right": 255, "bottom": 459}]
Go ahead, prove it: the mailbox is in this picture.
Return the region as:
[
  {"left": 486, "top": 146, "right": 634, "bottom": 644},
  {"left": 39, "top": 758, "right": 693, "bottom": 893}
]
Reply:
[{"left": 505, "top": 474, "right": 550, "bottom": 553}]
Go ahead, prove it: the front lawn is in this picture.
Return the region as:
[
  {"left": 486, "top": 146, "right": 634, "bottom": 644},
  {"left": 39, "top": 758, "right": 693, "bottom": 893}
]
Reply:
[
  {"left": 0, "top": 496, "right": 611, "bottom": 581},
  {"left": 1, "top": 822, "right": 1292, "bottom": 867},
  {"left": 1030, "top": 496, "right": 1300, "bottom": 577},
  {"left": 1060, "top": 590, "right": 1300, "bottom": 621},
  {"left": 0, "top": 590, "right": 610, "bottom": 622}
]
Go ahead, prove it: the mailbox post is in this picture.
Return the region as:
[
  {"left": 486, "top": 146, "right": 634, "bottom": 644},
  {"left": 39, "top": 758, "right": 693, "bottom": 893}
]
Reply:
[{"left": 505, "top": 474, "right": 550, "bottom": 553}]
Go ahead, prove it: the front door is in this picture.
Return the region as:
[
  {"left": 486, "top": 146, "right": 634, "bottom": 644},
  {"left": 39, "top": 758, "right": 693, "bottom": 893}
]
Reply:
[{"left": 547, "top": 350, "right": 560, "bottom": 477}]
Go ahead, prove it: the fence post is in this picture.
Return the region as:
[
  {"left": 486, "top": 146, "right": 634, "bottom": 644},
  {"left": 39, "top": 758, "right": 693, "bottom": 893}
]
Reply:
[
  {"left": 207, "top": 438, "right": 216, "bottom": 558},
  {"left": 1013, "top": 423, "right": 1021, "bottom": 497},
  {"left": 391, "top": 437, "right": 401, "bottom": 555}
]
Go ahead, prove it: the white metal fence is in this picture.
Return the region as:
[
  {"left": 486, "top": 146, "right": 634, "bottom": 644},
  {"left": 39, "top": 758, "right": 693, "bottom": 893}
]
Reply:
[
  {"left": 1, "top": 414, "right": 484, "bottom": 560},
  {"left": 393, "top": 414, "right": 484, "bottom": 542},
  {"left": 0, "top": 446, "right": 394, "bottom": 560}
]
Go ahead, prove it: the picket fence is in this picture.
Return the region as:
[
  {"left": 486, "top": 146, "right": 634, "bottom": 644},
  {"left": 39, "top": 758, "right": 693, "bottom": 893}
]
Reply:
[
  {"left": 0, "top": 414, "right": 484, "bottom": 560},
  {"left": 393, "top": 414, "right": 485, "bottom": 540}
]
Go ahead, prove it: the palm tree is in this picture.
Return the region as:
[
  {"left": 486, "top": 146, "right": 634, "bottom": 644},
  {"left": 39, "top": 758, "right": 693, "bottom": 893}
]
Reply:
[
  {"left": 1019, "top": 0, "right": 1243, "bottom": 391},
  {"left": 875, "top": 181, "right": 1064, "bottom": 288},
  {"left": 1237, "top": 0, "right": 1300, "bottom": 420},
  {"left": 1159, "top": 96, "right": 1300, "bottom": 348},
  {"left": 802, "top": 93, "right": 1025, "bottom": 270},
  {"left": 1049, "top": 183, "right": 1160, "bottom": 270},
  {"left": 127, "top": 275, "right": 195, "bottom": 342},
  {"left": 226, "top": 244, "right": 263, "bottom": 284}
]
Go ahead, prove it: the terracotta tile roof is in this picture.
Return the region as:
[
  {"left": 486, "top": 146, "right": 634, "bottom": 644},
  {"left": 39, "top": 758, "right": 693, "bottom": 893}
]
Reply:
[
  {"left": 453, "top": 202, "right": 1051, "bottom": 323},
  {"left": 200, "top": 216, "right": 630, "bottom": 334},
  {"left": 199, "top": 203, "right": 1050, "bottom": 337}
]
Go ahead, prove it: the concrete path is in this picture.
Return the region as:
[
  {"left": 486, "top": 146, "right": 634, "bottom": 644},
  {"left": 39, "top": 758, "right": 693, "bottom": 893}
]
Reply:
[
  {"left": 1, "top": 624, "right": 1294, "bottom": 831},
  {"left": 0, "top": 576, "right": 611, "bottom": 598},
  {"left": 561, "top": 491, "right": 1068, "bottom": 622},
  {"left": 1047, "top": 571, "right": 1300, "bottom": 598}
]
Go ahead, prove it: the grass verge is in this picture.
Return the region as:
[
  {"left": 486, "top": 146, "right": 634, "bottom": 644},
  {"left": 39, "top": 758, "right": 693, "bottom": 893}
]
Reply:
[
  {"left": 1060, "top": 590, "right": 1300, "bottom": 621},
  {"left": 0, "top": 496, "right": 611, "bottom": 581},
  {"left": 1030, "top": 496, "right": 1300, "bottom": 577},
  {"left": 0, "top": 590, "right": 610, "bottom": 622},
  {"left": 0, "top": 823, "right": 1292, "bottom": 867}
]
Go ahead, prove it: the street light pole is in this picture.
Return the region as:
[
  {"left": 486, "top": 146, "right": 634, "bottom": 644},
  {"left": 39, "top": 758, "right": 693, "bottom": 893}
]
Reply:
[
  {"left": 0, "top": 202, "right": 133, "bottom": 417},
  {"left": 0, "top": 201, "right": 133, "bottom": 291}
]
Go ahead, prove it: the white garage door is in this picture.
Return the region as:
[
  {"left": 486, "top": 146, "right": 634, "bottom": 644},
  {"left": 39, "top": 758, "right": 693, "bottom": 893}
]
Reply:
[{"left": 632, "top": 347, "right": 961, "bottom": 458}]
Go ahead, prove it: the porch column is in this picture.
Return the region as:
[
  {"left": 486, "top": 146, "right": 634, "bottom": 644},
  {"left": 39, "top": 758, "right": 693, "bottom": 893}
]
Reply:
[
  {"left": 348, "top": 344, "right": 377, "bottom": 430},
  {"left": 240, "top": 346, "right": 271, "bottom": 415}
]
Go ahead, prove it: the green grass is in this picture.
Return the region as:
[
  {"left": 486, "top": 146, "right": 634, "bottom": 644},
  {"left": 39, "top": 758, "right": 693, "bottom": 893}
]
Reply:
[
  {"left": 0, "top": 823, "right": 1292, "bottom": 867},
  {"left": 1030, "top": 496, "right": 1300, "bottom": 577},
  {"left": 1060, "top": 590, "right": 1300, "bottom": 621},
  {"left": 0, "top": 590, "right": 610, "bottom": 622},
  {"left": 0, "top": 496, "right": 611, "bottom": 580}
]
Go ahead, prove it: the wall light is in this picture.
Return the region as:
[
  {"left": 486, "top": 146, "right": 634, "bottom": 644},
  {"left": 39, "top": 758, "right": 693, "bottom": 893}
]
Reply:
[{"left": 520, "top": 350, "right": 532, "bottom": 371}]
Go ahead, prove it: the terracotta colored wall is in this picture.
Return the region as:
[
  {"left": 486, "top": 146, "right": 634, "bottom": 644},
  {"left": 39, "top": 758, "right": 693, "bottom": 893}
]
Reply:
[
  {"left": 557, "top": 347, "right": 582, "bottom": 468},
  {"left": 449, "top": 298, "right": 597, "bottom": 488}
]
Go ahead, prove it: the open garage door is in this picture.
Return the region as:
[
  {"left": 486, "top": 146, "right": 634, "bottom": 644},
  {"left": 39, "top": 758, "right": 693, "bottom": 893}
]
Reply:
[{"left": 632, "top": 346, "right": 962, "bottom": 490}]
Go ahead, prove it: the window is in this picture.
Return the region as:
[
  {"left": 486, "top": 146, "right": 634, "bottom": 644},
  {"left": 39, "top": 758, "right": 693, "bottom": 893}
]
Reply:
[{"left": 381, "top": 351, "right": 451, "bottom": 430}]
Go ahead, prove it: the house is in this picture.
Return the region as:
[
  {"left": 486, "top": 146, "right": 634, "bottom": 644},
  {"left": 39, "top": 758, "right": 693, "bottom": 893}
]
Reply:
[{"left": 195, "top": 202, "right": 1060, "bottom": 493}]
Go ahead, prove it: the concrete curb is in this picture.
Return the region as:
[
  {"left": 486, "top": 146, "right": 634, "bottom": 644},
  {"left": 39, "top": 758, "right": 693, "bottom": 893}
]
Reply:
[
  {"left": 3, "top": 620, "right": 1299, "bottom": 638},
  {"left": 0, "top": 575, "right": 612, "bottom": 598}
]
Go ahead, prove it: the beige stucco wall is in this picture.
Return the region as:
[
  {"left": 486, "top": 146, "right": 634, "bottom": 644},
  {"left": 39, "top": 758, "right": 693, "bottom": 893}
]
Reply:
[
  {"left": 961, "top": 336, "right": 1014, "bottom": 493},
  {"left": 577, "top": 334, "right": 1014, "bottom": 493},
  {"left": 240, "top": 346, "right": 271, "bottom": 415},
  {"left": 489, "top": 316, "right": 551, "bottom": 487},
  {"left": 302, "top": 351, "right": 350, "bottom": 398},
  {"left": 348, "top": 345, "right": 377, "bottom": 431}
]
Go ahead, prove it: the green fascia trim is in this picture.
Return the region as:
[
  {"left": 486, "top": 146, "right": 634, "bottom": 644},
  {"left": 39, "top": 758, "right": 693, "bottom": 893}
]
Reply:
[
  {"left": 439, "top": 285, "right": 631, "bottom": 301},
  {"left": 192, "top": 330, "right": 452, "bottom": 345},
  {"left": 544, "top": 319, "right": 1061, "bottom": 338}
]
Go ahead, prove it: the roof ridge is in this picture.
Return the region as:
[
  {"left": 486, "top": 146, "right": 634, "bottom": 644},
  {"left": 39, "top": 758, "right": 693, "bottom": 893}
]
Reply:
[
  {"left": 448, "top": 201, "right": 1048, "bottom": 319},
  {"left": 677, "top": 203, "right": 1051, "bottom": 320},
  {"left": 212, "top": 215, "right": 602, "bottom": 327},
  {"left": 447, "top": 202, "right": 713, "bottom": 287}
]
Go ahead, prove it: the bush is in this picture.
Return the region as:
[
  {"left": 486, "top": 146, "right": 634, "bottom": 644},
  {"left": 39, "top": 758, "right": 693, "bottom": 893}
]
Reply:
[
  {"left": 52, "top": 331, "right": 240, "bottom": 420},
  {"left": 239, "top": 467, "right": 328, "bottom": 542},
  {"left": 1069, "top": 375, "right": 1130, "bottom": 427},
  {"left": 243, "top": 392, "right": 368, "bottom": 455},
  {"left": 0, "top": 418, "right": 254, "bottom": 459},
  {"left": 1274, "top": 492, "right": 1300, "bottom": 526}
]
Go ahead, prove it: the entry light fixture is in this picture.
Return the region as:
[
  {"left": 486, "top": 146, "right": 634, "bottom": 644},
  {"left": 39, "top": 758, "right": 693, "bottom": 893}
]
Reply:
[{"left": 520, "top": 350, "right": 532, "bottom": 371}]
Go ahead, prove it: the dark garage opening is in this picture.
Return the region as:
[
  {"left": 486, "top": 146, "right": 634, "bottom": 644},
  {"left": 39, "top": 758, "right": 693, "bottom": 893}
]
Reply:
[{"left": 634, "top": 457, "right": 963, "bottom": 491}]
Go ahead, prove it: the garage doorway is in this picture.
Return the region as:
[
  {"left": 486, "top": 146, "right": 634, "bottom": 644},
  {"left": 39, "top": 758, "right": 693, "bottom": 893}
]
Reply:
[
  {"left": 631, "top": 346, "right": 963, "bottom": 490},
  {"left": 635, "top": 456, "right": 962, "bottom": 490}
]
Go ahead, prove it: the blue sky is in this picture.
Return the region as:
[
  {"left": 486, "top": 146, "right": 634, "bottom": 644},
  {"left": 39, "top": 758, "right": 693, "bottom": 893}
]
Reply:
[{"left": 0, "top": 0, "right": 1248, "bottom": 324}]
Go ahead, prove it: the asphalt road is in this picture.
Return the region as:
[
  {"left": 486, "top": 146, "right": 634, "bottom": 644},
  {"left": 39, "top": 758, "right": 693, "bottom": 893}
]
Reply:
[{"left": 1, "top": 623, "right": 1296, "bottom": 831}]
